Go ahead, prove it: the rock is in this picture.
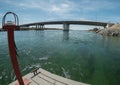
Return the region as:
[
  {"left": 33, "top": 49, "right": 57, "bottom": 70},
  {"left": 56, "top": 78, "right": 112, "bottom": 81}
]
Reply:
[
  {"left": 98, "top": 24, "right": 120, "bottom": 37},
  {"left": 89, "top": 28, "right": 100, "bottom": 33},
  {"left": 111, "top": 32, "right": 119, "bottom": 36},
  {"left": 93, "top": 28, "right": 99, "bottom": 31}
]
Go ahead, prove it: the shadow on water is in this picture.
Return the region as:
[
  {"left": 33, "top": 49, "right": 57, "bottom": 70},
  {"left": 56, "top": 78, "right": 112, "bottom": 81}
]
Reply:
[
  {"left": 63, "top": 31, "right": 69, "bottom": 40},
  {"left": 35, "top": 30, "right": 44, "bottom": 38}
]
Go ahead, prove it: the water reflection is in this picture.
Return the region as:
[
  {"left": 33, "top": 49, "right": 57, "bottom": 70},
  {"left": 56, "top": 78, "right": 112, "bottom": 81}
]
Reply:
[
  {"left": 63, "top": 31, "right": 69, "bottom": 40},
  {"left": 35, "top": 30, "right": 44, "bottom": 38}
]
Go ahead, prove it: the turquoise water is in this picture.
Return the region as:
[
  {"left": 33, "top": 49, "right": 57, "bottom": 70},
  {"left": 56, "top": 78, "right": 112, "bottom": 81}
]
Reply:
[{"left": 0, "top": 30, "right": 120, "bottom": 85}]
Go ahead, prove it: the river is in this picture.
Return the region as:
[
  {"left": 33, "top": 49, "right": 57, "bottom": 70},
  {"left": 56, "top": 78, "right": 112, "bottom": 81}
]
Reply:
[{"left": 0, "top": 30, "right": 120, "bottom": 85}]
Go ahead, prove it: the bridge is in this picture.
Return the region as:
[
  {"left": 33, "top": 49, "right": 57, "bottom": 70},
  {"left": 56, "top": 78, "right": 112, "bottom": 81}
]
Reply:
[{"left": 20, "top": 20, "right": 114, "bottom": 31}]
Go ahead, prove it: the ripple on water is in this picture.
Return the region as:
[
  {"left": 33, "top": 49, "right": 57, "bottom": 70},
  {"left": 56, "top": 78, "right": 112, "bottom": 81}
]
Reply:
[
  {"left": 22, "top": 63, "right": 41, "bottom": 72},
  {"left": 39, "top": 55, "right": 49, "bottom": 61},
  {"left": 10, "top": 70, "right": 15, "bottom": 81},
  {"left": 61, "top": 67, "right": 71, "bottom": 79}
]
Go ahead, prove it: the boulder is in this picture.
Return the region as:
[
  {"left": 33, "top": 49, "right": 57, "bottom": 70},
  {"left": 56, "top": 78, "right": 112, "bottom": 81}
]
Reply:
[{"left": 98, "top": 24, "right": 120, "bottom": 37}]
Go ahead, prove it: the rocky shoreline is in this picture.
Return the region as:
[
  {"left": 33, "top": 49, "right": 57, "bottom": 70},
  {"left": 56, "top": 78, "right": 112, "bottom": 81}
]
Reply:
[{"left": 89, "top": 24, "right": 120, "bottom": 37}]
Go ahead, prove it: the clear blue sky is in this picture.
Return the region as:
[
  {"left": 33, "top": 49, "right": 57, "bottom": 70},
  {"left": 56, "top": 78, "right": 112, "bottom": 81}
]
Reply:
[{"left": 0, "top": 0, "right": 120, "bottom": 29}]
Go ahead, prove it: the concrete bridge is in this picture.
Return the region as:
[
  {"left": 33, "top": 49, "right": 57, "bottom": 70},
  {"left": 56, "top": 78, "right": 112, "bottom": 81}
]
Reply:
[{"left": 20, "top": 20, "right": 114, "bottom": 31}]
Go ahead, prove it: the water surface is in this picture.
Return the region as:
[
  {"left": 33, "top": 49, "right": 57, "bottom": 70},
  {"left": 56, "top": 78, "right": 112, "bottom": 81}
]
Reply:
[{"left": 0, "top": 30, "right": 120, "bottom": 85}]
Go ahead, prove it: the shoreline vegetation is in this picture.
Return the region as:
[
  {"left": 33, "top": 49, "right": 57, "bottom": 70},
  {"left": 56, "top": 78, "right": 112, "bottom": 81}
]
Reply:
[{"left": 89, "top": 24, "right": 120, "bottom": 37}]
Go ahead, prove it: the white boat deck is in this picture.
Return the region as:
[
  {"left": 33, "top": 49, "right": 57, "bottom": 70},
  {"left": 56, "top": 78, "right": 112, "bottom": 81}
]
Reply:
[{"left": 9, "top": 68, "right": 90, "bottom": 85}]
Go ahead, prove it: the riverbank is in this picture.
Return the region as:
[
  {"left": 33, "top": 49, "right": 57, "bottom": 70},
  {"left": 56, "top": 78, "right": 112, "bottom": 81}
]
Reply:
[
  {"left": 0, "top": 28, "right": 62, "bottom": 32},
  {"left": 89, "top": 24, "right": 120, "bottom": 37}
]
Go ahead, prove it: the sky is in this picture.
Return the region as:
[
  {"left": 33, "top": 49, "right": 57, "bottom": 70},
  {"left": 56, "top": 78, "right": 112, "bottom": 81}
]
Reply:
[{"left": 0, "top": 0, "right": 120, "bottom": 30}]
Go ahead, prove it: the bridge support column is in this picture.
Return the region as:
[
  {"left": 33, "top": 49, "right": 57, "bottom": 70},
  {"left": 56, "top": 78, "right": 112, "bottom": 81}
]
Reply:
[
  {"left": 42, "top": 24, "right": 44, "bottom": 30},
  {"left": 39, "top": 25, "right": 41, "bottom": 29},
  {"left": 36, "top": 24, "right": 39, "bottom": 29},
  {"left": 38, "top": 25, "right": 40, "bottom": 29},
  {"left": 39, "top": 24, "right": 44, "bottom": 30},
  {"left": 63, "top": 23, "right": 69, "bottom": 31}
]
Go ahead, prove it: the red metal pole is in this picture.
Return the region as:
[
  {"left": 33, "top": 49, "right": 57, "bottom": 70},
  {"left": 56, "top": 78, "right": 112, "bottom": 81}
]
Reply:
[
  {"left": 2, "top": 12, "right": 24, "bottom": 85},
  {"left": 8, "top": 29, "right": 24, "bottom": 85},
  {"left": 3, "top": 25, "right": 24, "bottom": 85}
]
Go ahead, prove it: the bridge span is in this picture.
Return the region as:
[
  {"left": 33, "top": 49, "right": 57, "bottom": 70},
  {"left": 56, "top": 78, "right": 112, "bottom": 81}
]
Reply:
[{"left": 20, "top": 20, "right": 114, "bottom": 31}]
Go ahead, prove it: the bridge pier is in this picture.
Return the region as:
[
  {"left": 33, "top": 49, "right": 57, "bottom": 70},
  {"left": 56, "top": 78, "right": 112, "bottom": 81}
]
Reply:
[
  {"left": 35, "top": 24, "right": 44, "bottom": 30},
  {"left": 36, "top": 24, "right": 39, "bottom": 29},
  {"left": 63, "top": 23, "right": 69, "bottom": 31},
  {"left": 40, "top": 24, "right": 44, "bottom": 30}
]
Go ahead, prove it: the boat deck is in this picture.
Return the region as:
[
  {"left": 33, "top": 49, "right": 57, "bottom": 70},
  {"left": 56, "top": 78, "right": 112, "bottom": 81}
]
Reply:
[{"left": 9, "top": 68, "right": 90, "bottom": 85}]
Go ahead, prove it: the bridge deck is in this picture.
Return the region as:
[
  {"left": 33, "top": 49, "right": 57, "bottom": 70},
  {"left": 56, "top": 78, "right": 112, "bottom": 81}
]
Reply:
[
  {"left": 20, "top": 20, "right": 113, "bottom": 27},
  {"left": 9, "top": 68, "right": 90, "bottom": 85}
]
